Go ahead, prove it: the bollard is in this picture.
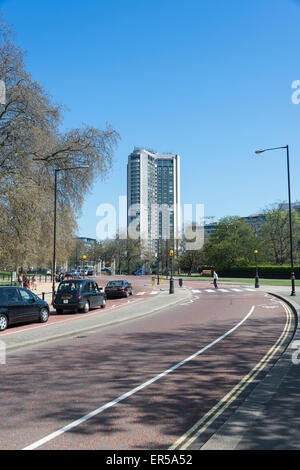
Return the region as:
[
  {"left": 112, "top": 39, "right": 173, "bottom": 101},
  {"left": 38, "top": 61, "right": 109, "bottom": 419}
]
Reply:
[{"left": 179, "top": 278, "right": 183, "bottom": 287}]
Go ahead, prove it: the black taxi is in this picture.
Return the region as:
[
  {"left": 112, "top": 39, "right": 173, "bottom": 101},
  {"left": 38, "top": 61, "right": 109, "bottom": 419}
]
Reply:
[{"left": 53, "top": 279, "right": 106, "bottom": 314}]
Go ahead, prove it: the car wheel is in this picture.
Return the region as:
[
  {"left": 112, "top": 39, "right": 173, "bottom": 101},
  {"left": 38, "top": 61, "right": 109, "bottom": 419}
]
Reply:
[
  {"left": 82, "top": 301, "right": 90, "bottom": 313},
  {"left": 125, "top": 291, "right": 129, "bottom": 298},
  {"left": 0, "top": 314, "right": 8, "bottom": 331},
  {"left": 101, "top": 298, "right": 106, "bottom": 309},
  {"left": 56, "top": 309, "right": 63, "bottom": 314},
  {"left": 39, "top": 308, "right": 49, "bottom": 323}
]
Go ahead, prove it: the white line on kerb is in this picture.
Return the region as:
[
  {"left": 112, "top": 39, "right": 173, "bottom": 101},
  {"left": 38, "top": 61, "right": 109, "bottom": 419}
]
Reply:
[{"left": 23, "top": 305, "right": 255, "bottom": 450}]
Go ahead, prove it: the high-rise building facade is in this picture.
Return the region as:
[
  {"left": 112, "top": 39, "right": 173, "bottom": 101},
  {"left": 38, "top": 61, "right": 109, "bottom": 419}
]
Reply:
[{"left": 127, "top": 148, "right": 181, "bottom": 255}]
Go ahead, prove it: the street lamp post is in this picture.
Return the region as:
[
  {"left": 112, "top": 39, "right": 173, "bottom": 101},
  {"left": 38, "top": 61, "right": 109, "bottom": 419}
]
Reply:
[
  {"left": 254, "top": 250, "right": 259, "bottom": 288},
  {"left": 52, "top": 165, "right": 89, "bottom": 302},
  {"left": 157, "top": 257, "right": 160, "bottom": 285},
  {"left": 169, "top": 249, "right": 174, "bottom": 294},
  {"left": 82, "top": 255, "right": 87, "bottom": 278},
  {"left": 255, "top": 145, "right": 296, "bottom": 296}
]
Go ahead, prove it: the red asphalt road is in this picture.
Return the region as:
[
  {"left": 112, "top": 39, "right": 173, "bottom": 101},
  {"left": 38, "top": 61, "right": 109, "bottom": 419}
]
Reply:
[
  {"left": 0, "top": 287, "right": 292, "bottom": 450},
  {"left": 0, "top": 275, "right": 159, "bottom": 338}
]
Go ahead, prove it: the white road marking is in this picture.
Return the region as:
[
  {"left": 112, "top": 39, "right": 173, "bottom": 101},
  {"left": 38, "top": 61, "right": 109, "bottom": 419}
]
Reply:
[
  {"left": 192, "top": 289, "right": 202, "bottom": 293},
  {"left": 218, "top": 289, "right": 229, "bottom": 292},
  {"left": 136, "top": 292, "right": 146, "bottom": 296},
  {"left": 231, "top": 289, "right": 243, "bottom": 292},
  {"left": 150, "top": 291, "right": 159, "bottom": 295},
  {"left": 259, "top": 305, "right": 278, "bottom": 309},
  {"left": 244, "top": 288, "right": 256, "bottom": 292},
  {"left": 23, "top": 305, "right": 255, "bottom": 450},
  {"left": 205, "top": 289, "right": 216, "bottom": 293}
]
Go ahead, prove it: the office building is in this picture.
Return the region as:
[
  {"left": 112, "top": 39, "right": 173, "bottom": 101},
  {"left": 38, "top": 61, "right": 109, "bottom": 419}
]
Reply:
[{"left": 127, "top": 148, "right": 181, "bottom": 254}]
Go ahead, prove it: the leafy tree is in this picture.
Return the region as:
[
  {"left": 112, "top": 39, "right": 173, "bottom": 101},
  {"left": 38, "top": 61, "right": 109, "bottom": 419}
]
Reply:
[
  {"left": 257, "top": 207, "right": 300, "bottom": 265},
  {"left": 203, "top": 216, "right": 257, "bottom": 270}
]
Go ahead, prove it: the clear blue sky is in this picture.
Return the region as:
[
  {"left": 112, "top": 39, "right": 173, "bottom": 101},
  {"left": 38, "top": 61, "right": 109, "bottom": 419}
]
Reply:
[{"left": 1, "top": 0, "right": 300, "bottom": 238}]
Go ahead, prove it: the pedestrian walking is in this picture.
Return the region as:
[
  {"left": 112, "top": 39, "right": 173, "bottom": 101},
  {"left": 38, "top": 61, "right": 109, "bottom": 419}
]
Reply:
[
  {"left": 23, "top": 275, "right": 31, "bottom": 289},
  {"left": 32, "top": 274, "right": 37, "bottom": 290},
  {"left": 18, "top": 273, "right": 23, "bottom": 287},
  {"left": 213, "top": 270, "right": 218, "bottom": 289}
]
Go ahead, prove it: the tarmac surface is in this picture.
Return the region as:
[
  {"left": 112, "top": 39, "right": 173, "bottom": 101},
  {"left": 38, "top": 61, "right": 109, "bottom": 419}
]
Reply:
[
  {"left": 0, "top": 278, "right": 300, "bottom": 450},
  {"left": 0, "top": 282, "right": 289, "bottom": 450},
  {"left": 201, "top": 282, "right": 300, "bottom": 450}
]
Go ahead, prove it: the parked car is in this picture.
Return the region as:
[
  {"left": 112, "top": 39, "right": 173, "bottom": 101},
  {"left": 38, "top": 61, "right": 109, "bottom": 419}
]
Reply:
[
  {"left": 0, "top": 287, "right": 49, "bottom": 331},
  {"left": 105, "top": 280, "right": 133, "bottom": 299},
  {"left": 80, "top": 269, "right": 88, "bottom": 276},
  {"left": 87, "top": 269, "right": 94, "bottom": 276},
  {"left": 53, "top": 279, "right": 106, "bottom": 314}
]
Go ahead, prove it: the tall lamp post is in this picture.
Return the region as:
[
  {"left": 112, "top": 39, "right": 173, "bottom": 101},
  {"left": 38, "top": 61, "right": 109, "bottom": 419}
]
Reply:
[
  {"left": 254, "top": 250, "right": 259, "bottom": 288},
  {"left": 82, "top": 255, "right": 87, "bottom": 278},
  {"left": 156, "top": 243, "right": 160, "bottom": 285},
  {"left": 52, "top": 165, "right": 89, "bottom": 301},
  {"left": 169, "top": 249, "right": 174, "bottom": 294},
  {"left": 255, "top": 145, "right": 296, "bottom": 296}
]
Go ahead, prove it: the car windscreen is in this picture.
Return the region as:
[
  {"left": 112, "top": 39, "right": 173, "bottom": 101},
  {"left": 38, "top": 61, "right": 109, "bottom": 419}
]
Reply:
[
  {"left": 58, "top": 282, "right": 81, "bottom": 293},
  {"left": 107, "top": 281, "right": 125, "bottom": 287}
]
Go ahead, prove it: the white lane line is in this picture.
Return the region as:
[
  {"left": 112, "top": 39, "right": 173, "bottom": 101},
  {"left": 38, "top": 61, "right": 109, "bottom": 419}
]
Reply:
[
  {"left": 192, "top": 290, "right": 202, "bottom": 293},
  {"left": 218, "top": 289, "right": 229, "bottom": 293},
  {"left": 23, "top": 305, "right": 255, "bottom": 451},
  {"left": 136, "top": 292, "right": 146, "bottom": 296},
  {"left": 149, "top": 291, "right": 159, "bottom": 295},
  {"left": 231, "top": 289, "right": 243, "bottom": 292},
  {"left": 244, "top": 288, "right": 256, "bottom": 292},
  {"left": 205, "top": 289, "right": 216, "bottom": 293}
]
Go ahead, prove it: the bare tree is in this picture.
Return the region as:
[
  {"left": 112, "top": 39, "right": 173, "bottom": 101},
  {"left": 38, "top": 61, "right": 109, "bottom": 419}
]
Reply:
[{"left": 0, "top": 21, "right": 120, "bottom": 270}]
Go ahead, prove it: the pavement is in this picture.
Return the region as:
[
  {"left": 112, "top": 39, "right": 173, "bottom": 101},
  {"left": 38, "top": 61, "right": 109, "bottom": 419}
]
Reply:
[
  {"left": 3, "top": 283, "right": 192, "bottom": 353},
  {"left": 202, "top": 282, "right": 300, "bottom": 450}
]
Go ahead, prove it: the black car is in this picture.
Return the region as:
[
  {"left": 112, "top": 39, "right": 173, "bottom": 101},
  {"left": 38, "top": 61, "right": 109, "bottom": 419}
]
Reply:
[
  {"left": 105, "top": 280, "right": 133, "bottom": 299},
  {"left": 0, "top": 286, "right": 49, "bottom": 332},
  {"left": 53, "top": 279, "right": 106, "bottom": 314}
]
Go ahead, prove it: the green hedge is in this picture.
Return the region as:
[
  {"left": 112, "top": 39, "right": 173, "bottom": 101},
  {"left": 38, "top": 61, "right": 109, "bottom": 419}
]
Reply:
[
  {"left": 0, "top": 281, "right": 18, "bottom": 286},
  {"left": 217, "top": 266, "right": 300, "bottom": 279}
]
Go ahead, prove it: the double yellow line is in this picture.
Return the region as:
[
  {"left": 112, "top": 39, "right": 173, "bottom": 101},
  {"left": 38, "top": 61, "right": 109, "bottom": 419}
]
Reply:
[{"left": 169, "top": 301, "right": 292, "bottom": 450}]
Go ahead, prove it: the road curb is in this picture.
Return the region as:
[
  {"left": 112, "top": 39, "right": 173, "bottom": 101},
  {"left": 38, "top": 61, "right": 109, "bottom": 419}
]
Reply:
[
  {"left": 200, "top": 291, "right": 299, "bottom": 450},
  {"left": 4, "top": 288, "right": 193, "bottom": 353}
]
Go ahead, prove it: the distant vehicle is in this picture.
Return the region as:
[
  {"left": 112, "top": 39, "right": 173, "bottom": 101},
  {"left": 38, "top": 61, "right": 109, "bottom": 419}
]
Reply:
[
  {"left": 87, "top": 269, "right": 94, "bottom": 276},
  {"left": 134, "top": 268, "right": 144, "bottom": 275},
  {"left": 53, "top": 279, "right": 106, "bottom": 314},
  {"left": 80, "top": 269, "right": 88, "bottom": 276},
  {"left": 101, "top": 267, "right": 112, "bottom": 275},
  {"left": 0, "top": 287, "right": 49, "bottom": 331},
  {"left": 66, "top": 269, "right": 80, "bottom": 278},
  {"left": 105, "top": 280, "right": 133, "bottom": 299}
]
